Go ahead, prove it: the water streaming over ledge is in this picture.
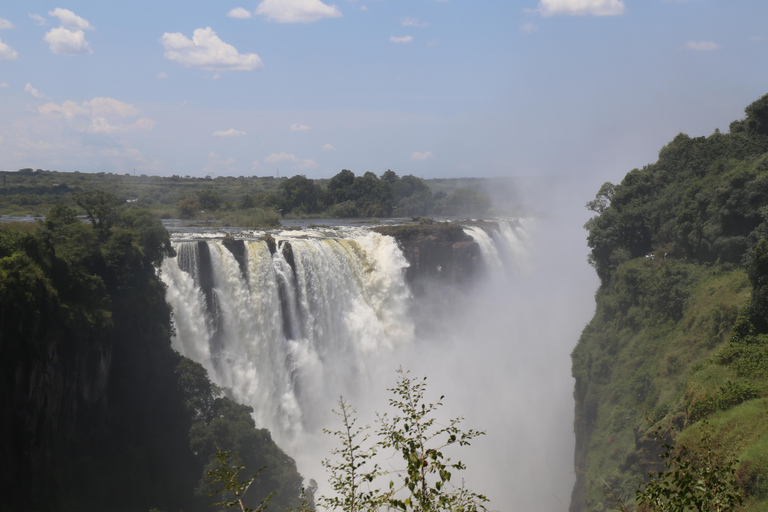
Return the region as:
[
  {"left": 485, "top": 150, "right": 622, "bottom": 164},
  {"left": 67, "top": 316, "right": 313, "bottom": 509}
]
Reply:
[{"left": 160, "top": 220, "right": 530, "bottom": 450}]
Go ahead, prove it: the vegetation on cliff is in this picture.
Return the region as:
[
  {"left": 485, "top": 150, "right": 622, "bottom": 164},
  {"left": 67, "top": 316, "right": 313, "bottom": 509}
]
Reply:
[
  {"left": 573, "top": 94, "right": 768, "bottom": 511},
  {"left": 0, "top": 194, "right": 302, "bottom": 511}
]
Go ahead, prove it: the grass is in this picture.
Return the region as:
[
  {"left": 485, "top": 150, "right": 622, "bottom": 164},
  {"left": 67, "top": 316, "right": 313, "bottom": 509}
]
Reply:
[{"left": 575, "top": 260, "right": 759, "bottom": 511}]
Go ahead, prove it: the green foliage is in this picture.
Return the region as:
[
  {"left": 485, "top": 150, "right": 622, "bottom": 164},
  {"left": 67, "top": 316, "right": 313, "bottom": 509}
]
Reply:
[
  {"left": 687, "top": 381, "right": 760, "bottom": 422},
  {"left": 320, "top": 399, "right": 381, "bottom": 512},
  {"left": 75, "top": 189, "right": 120, "bottom": 239},
  {"left": 377, "top": 370, "right": 488, "bottom": 512},
  {"left": 584, "top": 94, "right": 768, "bottom": 283},
  {"left": 176, "top": 358, "right": 303, "bottom": 512},
  {"left": 574, "top": 92, "right": 768, "bottom": 512},
  {"left": 635, "top": 425, "right": 744, "bottom": 512},
  {"left": 178, "top": 195, "right": 201, "bottom": 218},
  {"left": 321, "top": 369, "right": 488, "bottom": 512},
  {"left": 197, "top": 188, "right": 223, "bottom": 211},
  {"left": 206, "top": 448, "right": 273, "bottom": 512}
]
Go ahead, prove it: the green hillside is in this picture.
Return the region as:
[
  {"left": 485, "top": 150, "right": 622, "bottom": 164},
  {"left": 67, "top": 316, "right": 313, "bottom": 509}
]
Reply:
[{"left": 572, "top": 94, "right": 768, "bottom": 511}]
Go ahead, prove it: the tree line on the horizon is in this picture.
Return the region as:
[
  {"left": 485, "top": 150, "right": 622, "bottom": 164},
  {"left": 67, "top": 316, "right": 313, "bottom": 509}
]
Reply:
[
  {"left": 179, "top": 169, "right": 491, "bottom": 220},
  {"left": 0, "top": 167, "right": 493, "bottom": 223}
]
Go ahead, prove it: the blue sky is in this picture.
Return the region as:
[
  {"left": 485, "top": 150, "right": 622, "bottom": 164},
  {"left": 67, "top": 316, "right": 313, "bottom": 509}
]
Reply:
[{"left": 0, "top": 0, "right": 767, "bottom": 183}]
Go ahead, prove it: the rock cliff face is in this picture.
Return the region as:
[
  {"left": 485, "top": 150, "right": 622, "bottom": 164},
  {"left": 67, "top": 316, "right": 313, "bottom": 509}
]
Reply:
[
  {"left": 373, "top": 222, "right": 484, "bottom": 289},
  {"left": 0, "top": 228, "right": 200, "bottom": 512}
]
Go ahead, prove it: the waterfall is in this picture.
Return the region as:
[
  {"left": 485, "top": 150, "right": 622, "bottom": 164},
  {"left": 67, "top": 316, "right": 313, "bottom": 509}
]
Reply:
[
  {"left": 160, "top": 220, "right": 528, "bottom": 452},
  {"left": 160, "top": 227, "right": 415, "bottom": 448}
]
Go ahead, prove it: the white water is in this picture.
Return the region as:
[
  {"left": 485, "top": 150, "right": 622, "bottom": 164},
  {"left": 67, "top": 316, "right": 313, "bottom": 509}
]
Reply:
[{"left": 161, "top": 227, "right": 418, "bottom": 448}]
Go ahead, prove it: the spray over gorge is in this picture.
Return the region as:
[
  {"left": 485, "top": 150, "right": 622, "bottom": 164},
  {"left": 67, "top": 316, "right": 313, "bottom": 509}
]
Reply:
[{"left": 157, "top": 212, "right": 596, "bottom": 510}]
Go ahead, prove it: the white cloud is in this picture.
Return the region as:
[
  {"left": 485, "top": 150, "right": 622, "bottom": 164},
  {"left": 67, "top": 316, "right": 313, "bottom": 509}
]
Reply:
[
  {"left": 685, "top": 41, "right": 721, "bottom": 51},
  {"left": 533, "top": 0, "right": 625, "bottom": 16},
  {"left": 29, "top": 13, "right": 47, "bottom": 26},
  {"left": 401, "top": 17, "right": 429, "bottom": 28},
  {"left": 390, "top": 35, "right": 413, "bottom": 44},
  {"left": 265, "top": 152, "right": 298, "bottom": 163},
  {"left": 227, "top": 7, "right": 253, "bottom": 19},
  {"left": 44, "top": 27, "right": 92, "bottom": 55},
  {"left": 426, "top": 39, "right": 439, "bottom": 47},
  {"left": 0, "top": 18, "right": 14, "bottom": 30},
  {"left": 48, "top": 8, "right": 94, "bottom": 30},
  {"left": 297, "top": 159, "right": 317, "bottom": 169},
  {"left": 157, "top": 72, "right": 168, "bottom": 79},
  {"left": 37, "top": 97, "right": 154, "bottom": 134},
  {"left": 360, "top": 5, "right": 368, "bottom": 11},
  {"left": 0, "top": 38, "right": 18, "bottom": 61},
  {"left": 213, "top": 128, "right": 246, "bottom": 137},
  {"left": 322, "top": 143, "right": 337, "bottom": 151},
  {"left": 160, "top": 27, "right": 263, "bottom": 71},
  {"left": 264, "top": 152, "right": 317, "bottom": 169},
  {"left": 255, "top": 0, "right": 342, "bottom": 23},
  {"left": 411, "top": 150, "right": 434, "bottom": 160},
  {"left": 25, "top": 83, "right": 50, "bottom": 100},
  {"left": 0, "top": 82, "right": 9, "bottom": 88},
  {"left": 291, "top": 123, "right": 310, "bottom": 131},
  {"left": 522, "top": 22, "right": 538, "bottom": 33},
  {"left": 751, "top": 36, "right": 766, "bottom": 42}
]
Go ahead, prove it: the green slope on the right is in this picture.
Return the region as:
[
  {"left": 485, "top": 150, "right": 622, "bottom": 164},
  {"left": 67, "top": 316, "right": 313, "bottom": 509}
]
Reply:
[{"left": 572, "top": 93, "right": 768, "bottom": 512}]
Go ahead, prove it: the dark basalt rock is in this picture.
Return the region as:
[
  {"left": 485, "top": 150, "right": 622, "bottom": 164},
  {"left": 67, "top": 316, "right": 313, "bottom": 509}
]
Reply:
[
  {"left": 373, "top": 222, "right": 483, "bottom": 286},
  {"left": 222, "top": 238, "right": 248, "bottom": 278}
]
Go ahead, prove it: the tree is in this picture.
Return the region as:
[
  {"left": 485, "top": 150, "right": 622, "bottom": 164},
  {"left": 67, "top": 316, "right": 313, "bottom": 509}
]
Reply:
[
  {"left": 74, "top": 189, "right": 120, "bottom": 239},
  {"left": 322, "top": 369, "right": 489, "bottom": 512},
  {"left": 586, "top": 182, "right": 615, "bottom": 214},
  {"left": 177, "top": 196, "right": 200, "bottom": 218},
  {"left": 197, "top": 188, "right": 222, "bottom": 211},
  {"left": 377, "top": 370, "right": 488, "bottom": 512},
  {"left": 320, "top": 399, "right": 381, "bottom": 512},
  {"left": 281, "top": 175, "right": 319, "bottom": 213},
  {"left": 206, "top": 447, "right": 273, "bottom": 512},
  {"left": 606, "top": 424, "right": 744, "bottom": 512},
  {"left": 329, "top": 170, "right": 356, "bottom": 203}
]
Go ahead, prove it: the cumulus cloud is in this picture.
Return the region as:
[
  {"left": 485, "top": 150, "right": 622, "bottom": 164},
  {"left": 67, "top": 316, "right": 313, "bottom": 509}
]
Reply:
[
  {"left": 38, "top": 97, "right": 154, "bottom": 134},
  {"left": 29, "top": 13, "right": 47, "bottom": 26},
  {"left": 160, "top": 27, "right": 263, "bottom": 71},
  {"left": 25, "top": 83, "right": 50, "bottom": 100},
  {"left": 44, "top": 27, "right": 92, "bottom": 55},
  {"left": 290, "top": 123, "right": 310, "bottom": 131},
  {"left": 213, "top": 128, "right": 246, "bottom": 137},
  {"left": 255, "top": 0, "right": 342, "bottom": 23},
  {"left": 0, "top": 18, "right": 14, "bottom": 30},
  {"left": 322, "top": 143, "right": 337, "bottom": 151},
  {"left": 0, "top": 82, "right": 9, "bottom": 88},
  {"left": 0, "top": 38, "right": 18, "bottom": 61},
  {"left": 532, "top": 0, "right": 625, "bottom": 16},
  {"left": 227, "top": 7, "right": 253, "bottom": 19},
  {"left": 48, "top": 8, "right": 94, "bottom": 30},
  {"left": 401, "top": 17, "right": 429, "bottom": 27},
  {"left": 522, "top": 22, "right": 538, "bottom": 33},
  {"left": 390, "top": 35, "right": 413, "bottom": 44},
  {"left": 265, "top": 152, "right": 298, "bottom": 163},
  {"left": 684, "top": 41, "right": 721, "bottom": 51},
  {"left": 411, "top": 150, "right": 434, "bottom": 160},
  {"left": 264, "top": 152, "right": 317, "bottom": 169}
]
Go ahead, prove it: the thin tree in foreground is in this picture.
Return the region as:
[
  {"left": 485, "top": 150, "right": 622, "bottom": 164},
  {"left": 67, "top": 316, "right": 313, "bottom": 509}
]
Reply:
[{"left": 323, "top": 368, "right": 489, "bottom": 512}]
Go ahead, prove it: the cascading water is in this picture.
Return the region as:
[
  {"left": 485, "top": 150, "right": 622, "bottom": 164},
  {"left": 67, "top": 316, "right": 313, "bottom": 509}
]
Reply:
[
  {"left": 161, "top": 220, "right": 530, "bottom": 452},
  {"left": 161, "top": 227, "right": 422, "bottom": 448}
]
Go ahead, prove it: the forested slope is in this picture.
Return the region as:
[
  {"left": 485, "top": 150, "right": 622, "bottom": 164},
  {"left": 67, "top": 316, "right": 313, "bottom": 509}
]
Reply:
[
  {"left": 0, "top": 196, "right": 302, "bottom": 511},
  {"left": 571, "top": 94, "right": 768, "bottom": 511}
]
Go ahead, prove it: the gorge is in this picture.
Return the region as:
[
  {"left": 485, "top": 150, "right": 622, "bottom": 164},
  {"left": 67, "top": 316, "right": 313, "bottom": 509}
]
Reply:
[{"left": 158, "top": 216, "right": 594, "bottom": 510}]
